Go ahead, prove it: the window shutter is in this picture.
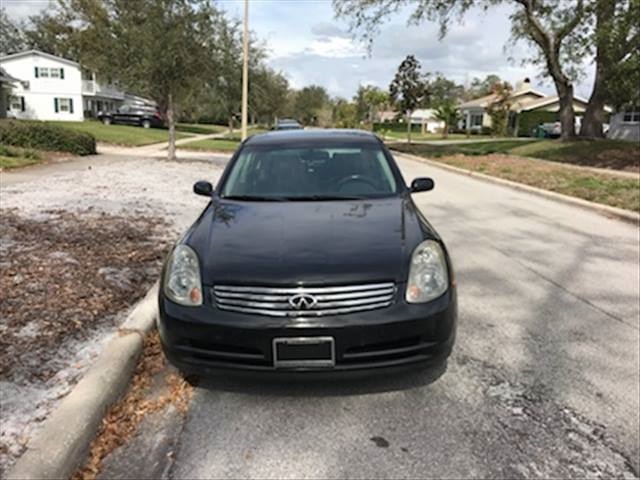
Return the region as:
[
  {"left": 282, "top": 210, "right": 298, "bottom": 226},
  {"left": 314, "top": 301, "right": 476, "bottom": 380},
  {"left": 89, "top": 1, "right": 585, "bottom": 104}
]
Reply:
[
  {"left": 69, "top": 98, "right": 74, "bottom": 114},
  {"left": 34, "top": 67, "right": 39, "bottom": 78},
  {"left": 60, "top": 68, "right": 64, "bottom": 79},
  {"left": 21, "top": 97, "right": 25, "bottom": 112},
  {"left": 54, "top": 98, "right": 59, "bottom": 113}
]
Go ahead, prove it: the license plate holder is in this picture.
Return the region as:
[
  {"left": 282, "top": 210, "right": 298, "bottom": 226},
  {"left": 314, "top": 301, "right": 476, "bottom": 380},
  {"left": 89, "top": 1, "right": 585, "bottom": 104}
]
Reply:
[{"left": 273, "top": 336, "right": 335, "bottom": 369}]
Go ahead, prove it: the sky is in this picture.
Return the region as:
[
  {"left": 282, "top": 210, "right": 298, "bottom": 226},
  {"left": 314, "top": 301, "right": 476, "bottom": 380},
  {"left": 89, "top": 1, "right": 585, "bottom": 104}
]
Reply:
[{"left": 3, "top": 0, "right": 596, "bottom": 99}]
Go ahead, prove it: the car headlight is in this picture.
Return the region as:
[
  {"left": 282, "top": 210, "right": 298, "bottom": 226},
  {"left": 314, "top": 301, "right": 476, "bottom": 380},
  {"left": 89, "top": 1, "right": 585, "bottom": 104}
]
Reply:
[
  {"left": 406, "top": 240, "right": 449, "bottom": 303},
  {"left": 163, "top": 245, "right": 203, "bottom": 306}
]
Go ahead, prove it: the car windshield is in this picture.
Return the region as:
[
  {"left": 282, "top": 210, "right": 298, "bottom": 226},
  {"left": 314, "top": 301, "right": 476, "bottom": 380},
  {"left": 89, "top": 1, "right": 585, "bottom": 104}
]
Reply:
[{"left": 220, "top": 144, "right": 400, "bottom": 200}]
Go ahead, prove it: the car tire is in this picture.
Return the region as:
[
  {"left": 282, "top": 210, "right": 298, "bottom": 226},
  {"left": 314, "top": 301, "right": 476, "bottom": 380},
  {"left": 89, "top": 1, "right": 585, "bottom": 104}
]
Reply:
[
  {"left": 102, "top": 117, "right": 111, "bottom": 125},
  {"left": 142, "top": 119, "right": 151, "bottom": 129}
]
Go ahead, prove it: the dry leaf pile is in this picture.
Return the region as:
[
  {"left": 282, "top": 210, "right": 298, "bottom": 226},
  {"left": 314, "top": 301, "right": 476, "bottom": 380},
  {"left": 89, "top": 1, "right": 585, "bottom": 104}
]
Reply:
[
  {"left": 73, "top": 332, "right": 194, "bottom": 480},
  {"left": 0, "top": 209, "right": 170, "bottom": 384}
]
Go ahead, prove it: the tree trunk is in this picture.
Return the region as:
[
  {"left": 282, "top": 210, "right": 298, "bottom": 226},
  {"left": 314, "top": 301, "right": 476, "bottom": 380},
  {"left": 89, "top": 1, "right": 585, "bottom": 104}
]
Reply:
[
  {"left": 556, "top": 80, "right": 576, "bottom": 140},
  {"left": 167, "top": 93, "right": 176, "bottom": 161},
  {"left": 406, "top": 111, "right": 412, "bottom": 144},
  {"left": 580, "top": 69, "right": 607, "bottom": 138},
  {"left": 580, "top": 0, "right": 615, "bottom": 138},
  {"left": 516, "top": 0, "right": 582, "bottom": 140},
  {"left": 228, "top": 116, "right": 234, "bottom": 134},
  {"left": 442, "top": 122, "right": 449, "bottom": 139}
]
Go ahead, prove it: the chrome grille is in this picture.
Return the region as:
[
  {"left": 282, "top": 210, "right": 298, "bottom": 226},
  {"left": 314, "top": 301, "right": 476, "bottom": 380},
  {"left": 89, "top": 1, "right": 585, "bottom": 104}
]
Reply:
[{"left": 212, "top": 282, "right": 396, "bottom": 317}]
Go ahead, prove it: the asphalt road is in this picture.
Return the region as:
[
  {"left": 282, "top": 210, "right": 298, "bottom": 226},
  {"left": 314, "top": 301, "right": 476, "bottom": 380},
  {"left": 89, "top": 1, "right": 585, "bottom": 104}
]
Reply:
[{"left": 102, "top": 153, "right": 640, "bottom": 479}]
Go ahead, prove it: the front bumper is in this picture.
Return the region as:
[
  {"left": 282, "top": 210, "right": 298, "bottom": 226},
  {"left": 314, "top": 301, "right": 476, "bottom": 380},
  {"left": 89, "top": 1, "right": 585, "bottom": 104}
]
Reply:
[{"left": 158, "top": 285, "right": 456, "bottom": 376}]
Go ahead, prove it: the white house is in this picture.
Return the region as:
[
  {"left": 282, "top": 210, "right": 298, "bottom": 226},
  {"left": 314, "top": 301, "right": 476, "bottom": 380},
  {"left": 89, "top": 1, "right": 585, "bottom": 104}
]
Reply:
[
  {"left": 608, "top": 110, "right": 640, "bottom": 142},
  {"left": 409, "top": 109, "right": 445, "bottom": 133},
  {"left": 0, "top": 50, "right": 126, "bottom": 121}
]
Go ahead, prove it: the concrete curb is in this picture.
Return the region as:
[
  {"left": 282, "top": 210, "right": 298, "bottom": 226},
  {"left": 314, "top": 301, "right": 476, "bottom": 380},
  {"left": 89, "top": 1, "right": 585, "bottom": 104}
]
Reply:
[
  {"left": 7, "top": 282, "right": 159, "bottom": 480},
  {"left": 394, "top": 151, "right": 640, "bottom": 225}
]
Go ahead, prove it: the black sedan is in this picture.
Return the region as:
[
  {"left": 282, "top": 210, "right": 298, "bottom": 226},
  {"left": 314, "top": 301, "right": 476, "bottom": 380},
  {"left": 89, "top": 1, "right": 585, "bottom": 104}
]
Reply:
[
  {"left": 98, "top": 104, "right": 164, "bottom": 128},
  {"left": 158, "top": 129, "right": 457, "bottom": 377}
]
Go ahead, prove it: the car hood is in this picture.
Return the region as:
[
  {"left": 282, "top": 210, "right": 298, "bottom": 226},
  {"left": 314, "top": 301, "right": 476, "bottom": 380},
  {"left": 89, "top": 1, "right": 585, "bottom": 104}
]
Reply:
[{"left": 187, "top": 197, "right": 428, "bottom": 286}]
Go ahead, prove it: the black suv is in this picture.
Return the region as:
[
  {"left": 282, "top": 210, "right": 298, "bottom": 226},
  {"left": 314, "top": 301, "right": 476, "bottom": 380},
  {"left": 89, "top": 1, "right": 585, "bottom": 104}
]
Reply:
[{"left": 98, "top": 104, "right": 164, "bottom": 128}]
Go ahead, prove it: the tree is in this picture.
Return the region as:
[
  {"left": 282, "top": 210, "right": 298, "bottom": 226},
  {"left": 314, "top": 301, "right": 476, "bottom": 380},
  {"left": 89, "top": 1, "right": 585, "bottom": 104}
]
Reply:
[
  {"left": 0, "top": 10, "right": 27, "bottom": 55},
  {"left": 333, "top": 98, "right": 359, "bottom": 128},
  {"left": 485, "top": 81, "right": 513, "bottom": 136},
  {"left": 251, "top": 68, "right": 290, "bottom": 125},
  {"left": 432, "top": 99, "right": 460, "bottom": 139},
  {"left": 579, "top": 0, "right": 640, "bottom": 137},
  {"left": 21, "top": 7, "right": 81, "bottom": 60},
  {"left": 467, "top": 74, "right": 503, "bottom": 99},
  {"left": 354, "top": 85, "right": 388, "bottom": 126},
  {"left": 389, "top": 55, "right": 426, "bottom": 143},
  {"left": 423, "top": 73, "right": 464, "bottom": 106},
  {"left": 292, "top": 85, "right": 330, "bottom": 125},
  {"left": 334, "top": 0, "right": 586, "bottom": 140},
  {"left": 54, "top": 0, "right": 224, "bottom": 160},
  {"left": 510, "top": 0, "right": 585, "bottom": 139}
]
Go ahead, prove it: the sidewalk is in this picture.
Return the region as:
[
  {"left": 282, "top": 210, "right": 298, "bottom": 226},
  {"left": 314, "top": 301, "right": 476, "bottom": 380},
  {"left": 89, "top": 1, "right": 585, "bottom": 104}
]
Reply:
[{"left": 98, "top": 131, "right": 227, "bottom": 157}]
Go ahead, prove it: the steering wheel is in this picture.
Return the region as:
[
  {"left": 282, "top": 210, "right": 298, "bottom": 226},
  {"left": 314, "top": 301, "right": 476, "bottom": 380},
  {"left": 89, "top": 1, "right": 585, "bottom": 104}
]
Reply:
[{"left": 336, "top": 174, "right": 378, "bottom": 190}]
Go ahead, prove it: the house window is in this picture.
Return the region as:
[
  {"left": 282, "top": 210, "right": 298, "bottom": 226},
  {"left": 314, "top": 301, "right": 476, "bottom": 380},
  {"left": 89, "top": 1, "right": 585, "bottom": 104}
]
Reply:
[
  {"left": 622, "top": 111, "right": 640, "bottom": 123},
  {"left": 471, "top": 113, "right": 483, "bottom": 127},
  {"left": 9, "top": 96, "right": 24, "bottom": 111},
  {"left": 35, "top": 67, "right": 64, "bottom": 79},
  {"left": 54, "top": 97, "right": 74, "bottom": 113}
]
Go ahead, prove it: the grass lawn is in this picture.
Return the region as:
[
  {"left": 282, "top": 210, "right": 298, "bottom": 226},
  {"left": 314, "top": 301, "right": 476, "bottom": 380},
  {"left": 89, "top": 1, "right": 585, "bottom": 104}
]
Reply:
[
  {"left": 0, "top": 145, "right": 42, "bottom": 169},
  {"left": 46, "top": 120, "right": 190, "bottom": 146},
  {"left": 222, "top": 127, "right": 268, "bottom": 140},
  {"left": 180, "top": 127, "right": 268, "bottom": 152},
  {"left": 176, "top": 123, "right": 226, "bottom": 134},
  {"left": 428, "top": 154, "right": 639, "bottom": 212},
  {"left": 180, "top": 138, "right": 241, "bottom": 152},
  {"left": 390, "top": 139, "right": 640, "bottom": 172}
]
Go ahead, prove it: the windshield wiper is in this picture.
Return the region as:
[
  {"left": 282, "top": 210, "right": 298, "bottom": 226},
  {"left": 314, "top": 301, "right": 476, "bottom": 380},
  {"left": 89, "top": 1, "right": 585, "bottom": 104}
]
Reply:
[{"left": 223, "top": 195, "right": 288, "bottom": 201}]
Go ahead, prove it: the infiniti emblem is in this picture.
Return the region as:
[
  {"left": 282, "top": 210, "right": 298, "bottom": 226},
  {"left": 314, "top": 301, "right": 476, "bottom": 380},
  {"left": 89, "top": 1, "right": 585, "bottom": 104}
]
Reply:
[{"left": 288, "top": 293, "right": 317, "bottom": 310}]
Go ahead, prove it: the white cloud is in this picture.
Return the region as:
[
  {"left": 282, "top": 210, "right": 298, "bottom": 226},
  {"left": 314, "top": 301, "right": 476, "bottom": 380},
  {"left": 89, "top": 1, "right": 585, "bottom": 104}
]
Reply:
[
  {"left": 2, "top": 0, "right": 52, "bottom": 20},
  {"left": 304, "top": 36, "right": 364, "bottom": 58}
]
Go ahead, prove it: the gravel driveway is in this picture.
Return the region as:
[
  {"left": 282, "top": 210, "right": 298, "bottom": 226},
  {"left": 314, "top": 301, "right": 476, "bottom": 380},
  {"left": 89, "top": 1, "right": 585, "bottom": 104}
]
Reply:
[{"left": 0, "top": 154, "right": 224, "bottom": 475}]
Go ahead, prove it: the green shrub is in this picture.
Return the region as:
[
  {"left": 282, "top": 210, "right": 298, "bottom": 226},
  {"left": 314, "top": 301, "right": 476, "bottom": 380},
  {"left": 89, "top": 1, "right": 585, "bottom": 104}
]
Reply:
[
  {"left": 0, "top": 120, "right": 97, "bottom": 155},
  {"left": 517, "top": 111, "right": 561, "bottom": 137},
  {"left": 373, "top": 121, "right": 423, "bottom": 133},
  {"left": 0, "top": 144, "right": 40, "bottom": 159}
]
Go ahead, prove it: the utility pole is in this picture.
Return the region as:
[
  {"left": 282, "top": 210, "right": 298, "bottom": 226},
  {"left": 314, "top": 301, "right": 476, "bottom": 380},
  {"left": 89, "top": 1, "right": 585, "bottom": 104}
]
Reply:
[{"left": 241, "top": 0, "right": 249, "bottom": 141}]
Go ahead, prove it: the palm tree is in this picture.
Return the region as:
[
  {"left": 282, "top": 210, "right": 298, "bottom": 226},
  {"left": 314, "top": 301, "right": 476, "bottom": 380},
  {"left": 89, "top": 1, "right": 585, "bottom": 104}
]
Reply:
[{"left": 433, "top": 100, "right": 460, "bottom": 139}]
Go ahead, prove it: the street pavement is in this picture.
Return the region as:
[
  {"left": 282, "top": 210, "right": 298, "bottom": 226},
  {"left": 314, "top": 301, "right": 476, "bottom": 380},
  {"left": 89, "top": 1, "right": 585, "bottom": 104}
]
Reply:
[{"left": 102, "top": 153, "right": 640, "bottom": 479}]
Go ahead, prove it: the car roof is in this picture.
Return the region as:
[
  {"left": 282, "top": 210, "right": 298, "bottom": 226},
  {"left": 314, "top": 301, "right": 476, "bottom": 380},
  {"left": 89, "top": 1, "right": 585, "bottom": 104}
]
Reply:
[{"left": 244, "top": 129, "right": 381, "bottom": 146}]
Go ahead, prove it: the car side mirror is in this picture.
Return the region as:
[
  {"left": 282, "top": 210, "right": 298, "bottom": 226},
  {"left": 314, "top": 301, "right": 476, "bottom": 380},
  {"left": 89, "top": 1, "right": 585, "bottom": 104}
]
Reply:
[
  {"left": 193, "top": 180, "right": 213, "bottom": 197},
  {"left": 410, "top": 177, "right": 435, "bottom": 193}
]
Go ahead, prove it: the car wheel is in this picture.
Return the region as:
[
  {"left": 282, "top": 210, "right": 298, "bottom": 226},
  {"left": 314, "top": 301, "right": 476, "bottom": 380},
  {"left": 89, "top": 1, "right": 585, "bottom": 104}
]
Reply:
[
  {"left": 142, "top": 119, "right": 151, "bottom": 129},
  {"left": 102, "top": 117, "right": 111, "bottom": 125}
]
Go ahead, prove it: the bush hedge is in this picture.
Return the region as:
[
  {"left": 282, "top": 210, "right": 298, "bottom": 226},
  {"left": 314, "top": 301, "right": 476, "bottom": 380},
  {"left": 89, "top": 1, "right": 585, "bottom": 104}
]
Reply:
[
  {"left": 0, "top": 120, "right": 97, "bottom": 155},
  {"left": 373, "top": 122, "right": 424, "bottom": 133},
  {"left": 517, "top": 111, "right": 560, "bottom": 137}
]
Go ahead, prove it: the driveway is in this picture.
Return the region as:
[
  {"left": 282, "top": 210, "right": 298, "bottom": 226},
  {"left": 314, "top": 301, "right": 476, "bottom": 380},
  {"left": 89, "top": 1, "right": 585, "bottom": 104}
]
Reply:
[{"left": 93, "top": 152, "right": 639, "bottom": 479}]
